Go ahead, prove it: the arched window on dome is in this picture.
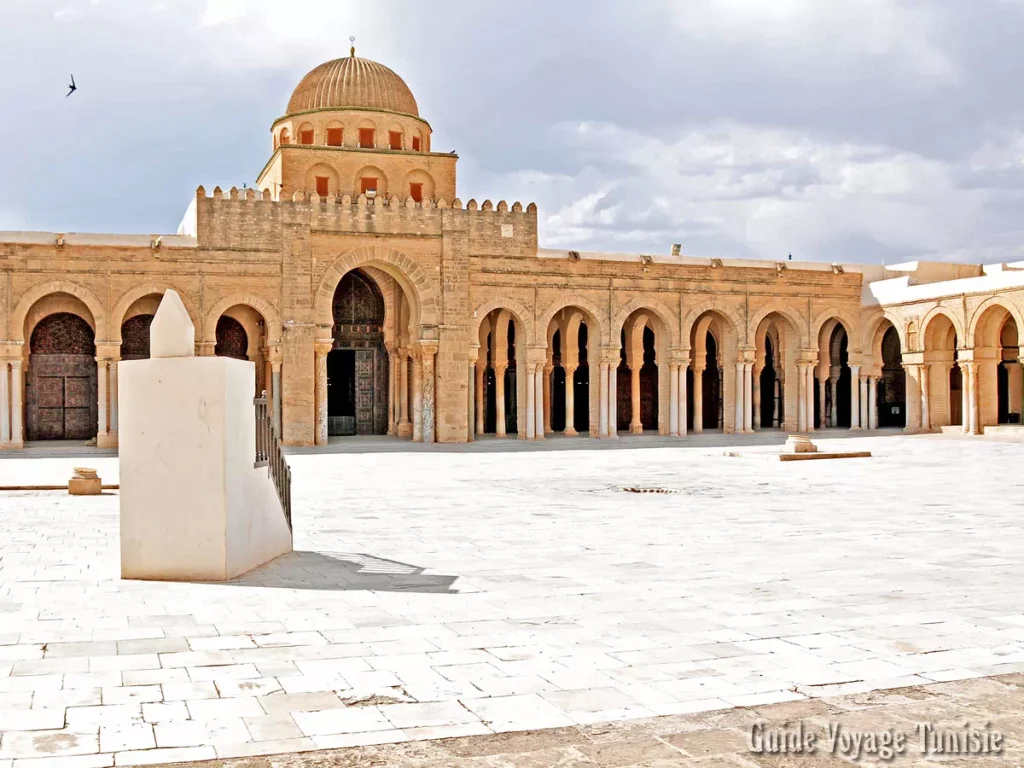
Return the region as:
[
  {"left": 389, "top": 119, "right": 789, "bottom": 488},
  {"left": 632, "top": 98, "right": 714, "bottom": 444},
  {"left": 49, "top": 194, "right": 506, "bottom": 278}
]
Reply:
[
  {"left": 298, "top": 123, "right": 315, "bottom": 145},
  {"left": 279, "top": 127, "right": 291, "bottom": 146},
  {"left": 326, "top": 126, "right": 343, "bottom": 147},
  {"left": 359, "top": 127, "right": 376, "bottom": 149},
  {"left": 389, "top": 130, "right": 403, "bottom": 151},
  {"left": 411, "top": 135, "right": 421, "bottom": 152}
]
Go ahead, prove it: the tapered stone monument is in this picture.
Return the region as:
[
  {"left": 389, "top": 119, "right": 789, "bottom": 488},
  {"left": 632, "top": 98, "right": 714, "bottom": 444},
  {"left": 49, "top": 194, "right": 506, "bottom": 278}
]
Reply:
[{"left": 119, "top": 290, "right": 292, "bottom": 581}]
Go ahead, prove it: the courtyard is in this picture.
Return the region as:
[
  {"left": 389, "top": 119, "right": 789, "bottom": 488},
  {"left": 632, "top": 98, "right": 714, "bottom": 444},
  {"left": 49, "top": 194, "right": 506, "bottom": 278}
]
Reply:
[{"left": 1, "top": 433, "right": 1024, "bottom": 765}]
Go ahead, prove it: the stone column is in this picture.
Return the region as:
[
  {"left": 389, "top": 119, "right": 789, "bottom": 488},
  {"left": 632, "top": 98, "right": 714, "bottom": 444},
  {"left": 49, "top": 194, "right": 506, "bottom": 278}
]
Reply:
[
  {"left": 494, "top": 363, "right": 507, "bottom": 438},
  {"left": 0, "top": 360, "right": 9, "bottom": 444},
  {"left": 564, "top": 365, "right": 578, "bottom": 436},
  {"left": 608, "top": 357, "right": 619, "bottom": 438},
  {"left": 693, "top": 366, "right": 704, "bottom": 433},
  {"left": 525, "top": 364, "right": 536, "bottom": 440},
  {"left": 97, "top": 356, "right": 108, "bottom": 440},
  {"left": 314, "top": 342, "right": 331, "bottom": 446},
  {"left": 467, "top": 358, "right": 475, "bottom": 442},
  {"left": 534, "top": 365, "right": 545, "bottom": 440},
  {"left": 828, "top": 375, "right": 839, "bottom": 427},
  {"left": 1008, "top": 360, "right": 1023, "bottom": 422},
  {"left": 679, "top": 361, "right": 689, "bottom": 437},
  {"left": 805, "top": 364, "right": 815, "bottom": 432},
  {"left": 797, "top": 364, "right": 807, "bottom": 432},
  {"left": 734, "top": 362, "right": 745, "bottom": 434},
  {"left": 743, "top": 362, "right": 753, "bottom": 433},
  {"left": 817, "top": 376, "right": 826, "bottom": 429},
  {"left": 420, "top": 342, "right": 437, "bottom": 444},
  {"left": 475, "top": 363, "right": 485, "bottom": 436},
  {"left": 920, "top": 363, "right": 931, "bottom": 431},
  {"left": 868, "top": 377, "right": 877, "bottom": 429},
  {"left": 412, "top": 350, "right": 424, "bottom": 442},
  {"left": 849, "top": 364, "right": 861, "bottom": 429},
  {"left": 773, "top": 379, "right": 781, "bottom": 428},
  {"left": 11, "top": 360, "right": 22, "bottom": 446},
  {"left": 968, "top": 362, "right": 979, "bottom": 435},
  {"left": 109, "top": 359, "right": 119, "bottom": 436},
  {"left": 669, "top": 363, "right": 680, "bottom": 436},
  {"left": 751, "top": 366, "right": 761, "bottom": 431},
  {"left": 543, "top": 364, "right": 552, "bottom": 435},
  {"left": 961, "top": 364, "right": 970, "bottom": 434},
  {"left": 271, "top": 360, "right": 282, "bottom": 435},
  {"left": 598, "top": 361, "right": 609, "bottom": 437},
  {"left": 630, "top": 363, "right": 642, "bottom": 434},
  {"left": 387, "top": 350, "right": 396, "bottom": 436}
]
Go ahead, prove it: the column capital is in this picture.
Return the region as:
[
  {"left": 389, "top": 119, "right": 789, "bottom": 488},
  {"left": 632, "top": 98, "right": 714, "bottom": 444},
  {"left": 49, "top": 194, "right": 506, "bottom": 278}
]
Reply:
[
  {"left": 418, "top": 340, "right": 439, "bottom": 356},
  {"left": 196, "top": 341, "right": 216, "bottom": 357},
  {"left": 313, "top": 340, "right": 334, "bottom": 356}
]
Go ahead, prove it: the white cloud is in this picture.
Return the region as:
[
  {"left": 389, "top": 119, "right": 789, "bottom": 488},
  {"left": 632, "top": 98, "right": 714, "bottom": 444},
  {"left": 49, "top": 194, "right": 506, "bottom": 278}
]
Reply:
[
  {"left": 663, "top": 0, "right": 957, "bottom": 83},
  {"left": 495, "top": 120, "right": 992, "bottom": 260}
]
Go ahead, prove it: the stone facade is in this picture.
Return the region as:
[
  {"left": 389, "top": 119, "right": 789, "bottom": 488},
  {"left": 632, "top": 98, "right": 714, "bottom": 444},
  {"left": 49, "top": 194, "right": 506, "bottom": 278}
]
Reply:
[{"left": 1, "top": 51, "right": 1022, "bottom": 448}]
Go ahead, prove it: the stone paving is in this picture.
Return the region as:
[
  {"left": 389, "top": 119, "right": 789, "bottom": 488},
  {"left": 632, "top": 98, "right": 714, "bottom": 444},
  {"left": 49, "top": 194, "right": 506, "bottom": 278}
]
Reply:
[{"left": 1, "top": 433, "right": 1024, "bottom": 766}]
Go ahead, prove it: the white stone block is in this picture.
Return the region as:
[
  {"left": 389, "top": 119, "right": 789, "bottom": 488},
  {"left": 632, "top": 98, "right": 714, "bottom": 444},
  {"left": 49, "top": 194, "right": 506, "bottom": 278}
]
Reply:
[
  {"left": 149, "top": 290, "right": 195, "bottom": 359},
  {"left": 119, "top": 356, "right": 292, "bottom": 581}
]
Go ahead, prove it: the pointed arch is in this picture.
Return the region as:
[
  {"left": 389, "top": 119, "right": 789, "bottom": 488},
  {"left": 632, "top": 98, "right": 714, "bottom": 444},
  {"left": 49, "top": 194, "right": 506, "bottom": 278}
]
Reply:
[
  {"left": 810, "top": 308, "right": 860, "bottom": 354},
  {"left": 110, "top": 283, "right": 202, "bottom": 344},
  {"left": 11, "top": 280, "right": 107, "bottom": 342},
  {"left": 921, "top": 306, "right": 966, "bottom": 351},
  {"left": 203, "top": 292, "right": 282, "bottom": 346},
  {"left": 537, "top": 294, "right": 609, "bottom": 347},
  {"left": 471, "top": 296, "right": 534, "bottom": 346},
  {"left": 748, "top": 301, "right": 809, "bottom": 349},
  {"left": 612, "top": 296, "right": 679, "bottom": 346},
  {"left": 968, "top": 296, "right": 1024, "bottom": 349},
  {"left": 314, "top": 244, "right": 439, "bottom": 332},
  {"left": 680, "top": 299, "right": 744, "bottom": 350}
]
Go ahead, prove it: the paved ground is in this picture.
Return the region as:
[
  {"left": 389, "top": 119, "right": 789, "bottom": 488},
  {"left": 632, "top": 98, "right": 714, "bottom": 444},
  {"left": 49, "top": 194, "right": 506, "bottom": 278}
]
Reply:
[
  {"left": 1, "top": 433, "right": 1024, "bottom": 766},
  {"left": 168, "top": 674, "right": 1024, "bottom": 766}
]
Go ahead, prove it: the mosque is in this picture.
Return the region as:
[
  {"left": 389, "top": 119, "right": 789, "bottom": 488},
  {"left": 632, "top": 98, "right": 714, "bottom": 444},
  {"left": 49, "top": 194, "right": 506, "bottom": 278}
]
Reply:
[{"left": 0, "top": 47, "right": 1021, "bottom": 448}]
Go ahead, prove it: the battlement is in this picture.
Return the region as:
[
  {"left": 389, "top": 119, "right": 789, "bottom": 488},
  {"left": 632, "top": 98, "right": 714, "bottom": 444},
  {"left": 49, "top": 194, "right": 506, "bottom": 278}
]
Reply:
[{"left": 194, "top": 186, "right": 539, "bottom": 254}]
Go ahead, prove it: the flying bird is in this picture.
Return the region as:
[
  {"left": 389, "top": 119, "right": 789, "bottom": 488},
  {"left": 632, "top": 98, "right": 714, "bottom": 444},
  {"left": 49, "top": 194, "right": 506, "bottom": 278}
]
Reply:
[{"left": 66, "top": 74, "right": 77, "bottom": 97}]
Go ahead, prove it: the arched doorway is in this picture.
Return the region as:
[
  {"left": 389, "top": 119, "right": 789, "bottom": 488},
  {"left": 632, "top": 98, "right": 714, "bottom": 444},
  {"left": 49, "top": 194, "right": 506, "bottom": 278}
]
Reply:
[
  {"left": 971, "top": 306, "right": 1022, "bottom": 427},
  {"left": 121, "top": 315, "right": 154, "bottom": 361},
  {"left": 546, "top": 308, "right": 594, "bottom": 436},
  {"left": 26, "top": 313, "right": 97, "bottom": 441},
  {"left": 328, "top": 270, "right": 389, "bottom": 436},
  {"left": 922, "top": 313, "right": 961, "bottom": 427},
  {"left": 878, "top": 325, "right": 906, "bottom": 428},
  {"left": 825, "top": 324, "right": 852, "bottom": 428},
  {"left": 215, "top": 316, "right": 248, "bottom": 360},
  {"left": 759, "top": 335, "right": 780, "bottom": 428},
  {"left": 618, "top": 313, "right": 660, "bottom": 434},
  {"left": 478, "top": 309, "right": 520, "bottom": 436}
]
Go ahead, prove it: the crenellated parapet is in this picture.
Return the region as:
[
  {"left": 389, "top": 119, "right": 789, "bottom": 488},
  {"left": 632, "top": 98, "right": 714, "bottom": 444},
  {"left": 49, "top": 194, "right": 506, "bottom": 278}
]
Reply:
[{"left": 195, "top": 186, "right": 538, "bottom": 255}]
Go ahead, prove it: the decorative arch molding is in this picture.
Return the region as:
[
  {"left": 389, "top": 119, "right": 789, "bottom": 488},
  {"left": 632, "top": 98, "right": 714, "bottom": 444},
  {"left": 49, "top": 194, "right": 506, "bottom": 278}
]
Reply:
[
  {"left": 861, "top": 308, "right": 906, "bottom": 363},
  {"left": 612, "top": 296, "right": 680, "bottom": 347},
  {"left": 920, "top": 306, "right": 966, "bottom": 349},
  {"left": 680, "top": 299, "right": 744, "bottom": 347},
  {"left": 471, "top": 296, "right": 534, "bottom": 344},
  {"left": 967, "top": 295, "right": 1024, "bottom": 348},
  {"left": 110, "top": 283, "right": 203, "bottom": 344},
  {"left": 314, "top": 245, "right": 439, "bottom": 331},
  {"left": 747, "top": 302, "right": 809, "bottom": 349},
  {"left": 11, "top": 280, "right": 107, "bottom": 343},
  {"left": 810, "top": 308, "right": 860, "bottom": 352},
  {"left": 203, "top": 293, "right": 282, "bottom": 346},
  {"left": 536, "top": 294, "right": 609, "bottom": 347}
]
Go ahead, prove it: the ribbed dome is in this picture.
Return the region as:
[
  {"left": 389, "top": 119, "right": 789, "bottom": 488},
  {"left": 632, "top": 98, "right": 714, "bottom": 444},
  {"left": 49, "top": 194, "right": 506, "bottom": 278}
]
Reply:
[{"left": 286, "top": 55, "right": 419, "bottom": 117}]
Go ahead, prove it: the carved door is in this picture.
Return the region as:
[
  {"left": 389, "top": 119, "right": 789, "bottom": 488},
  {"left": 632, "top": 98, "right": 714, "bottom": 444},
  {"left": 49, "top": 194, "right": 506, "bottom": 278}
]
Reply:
[
  {"left": 26, "top": 354, "right": 97, "bottom": 440},
  {"left": 354, "top": 349, "right": 375, "bottom": 435}
]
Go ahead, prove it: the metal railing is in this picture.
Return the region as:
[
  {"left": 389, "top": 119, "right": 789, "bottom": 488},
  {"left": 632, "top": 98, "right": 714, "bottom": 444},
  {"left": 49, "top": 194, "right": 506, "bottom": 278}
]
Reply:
[{"left": 255, "top": 392, "right": 292, "bottom": 530}]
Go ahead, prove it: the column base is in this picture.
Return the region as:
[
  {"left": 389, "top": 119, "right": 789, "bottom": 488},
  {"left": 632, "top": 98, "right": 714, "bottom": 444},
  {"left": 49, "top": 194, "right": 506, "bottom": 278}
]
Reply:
[
  {"left": 564, "top": 428, "right": 578, "bottom": 437},
  {"left": 630, "top": 424, "right": 643, "bottom": 435},
  {"left": 398, "top": 422, "right": 413, "bottom": 437},
  {"left": 0, "top": 441, "right": 25, "bottom": 450},
  {"left": 849, "top": 426, "right": 862, "bottom": 432},
  {"left": 97, "top": 433, "right": 119, "bottom": 449}
]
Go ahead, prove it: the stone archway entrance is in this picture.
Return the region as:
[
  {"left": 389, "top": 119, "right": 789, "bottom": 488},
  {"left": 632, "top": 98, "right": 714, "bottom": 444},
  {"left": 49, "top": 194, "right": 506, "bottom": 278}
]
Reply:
[
  {"left": 328, "top": 270, "right": 388, "bottom": 436},
  {"left": 26, "top": 313, "right": 97, "bottom": 440},
  {"left": 878, "top": 325, "right": 906, "bottom": 428}
]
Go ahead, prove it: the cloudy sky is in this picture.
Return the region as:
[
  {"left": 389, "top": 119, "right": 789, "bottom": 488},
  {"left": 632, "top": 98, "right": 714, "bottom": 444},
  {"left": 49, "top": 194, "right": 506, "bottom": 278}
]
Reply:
[{"left": 2, "top": 0, "right": 1024, "bottom": 263}]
